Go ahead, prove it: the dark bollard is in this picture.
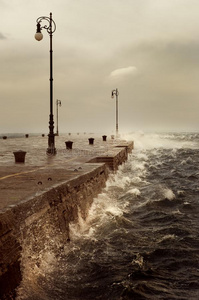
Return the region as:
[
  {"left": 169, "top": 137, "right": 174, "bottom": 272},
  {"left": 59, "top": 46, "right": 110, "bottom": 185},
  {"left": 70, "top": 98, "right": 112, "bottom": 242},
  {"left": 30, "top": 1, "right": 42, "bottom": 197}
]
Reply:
[
  {"left": 13, "top": 150, "right": 27, "bottom": 163},
  {"left": 42, "top": 134, "right": 45, "bottom": 137},
  {"left": 3, "top": 136, "right": 7, "bottom": 140},
  {"left": 65, "top": 141, "right": 73, "bottom": 149},
  {"left": 25, "top": 134, "right": 29, "bottom": 138},
  {"left": 102, "top": 135, "right": 107, "bottom": 141},
  {"left": 88, "top": 138, "right": 94, "bottom": 145}
]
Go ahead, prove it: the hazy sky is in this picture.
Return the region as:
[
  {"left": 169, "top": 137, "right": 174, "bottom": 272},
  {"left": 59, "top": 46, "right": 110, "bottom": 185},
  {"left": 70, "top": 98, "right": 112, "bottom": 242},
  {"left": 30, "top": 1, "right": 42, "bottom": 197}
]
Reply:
[{"left": 1, "top": 0, "right": 199, "bottom": 133}]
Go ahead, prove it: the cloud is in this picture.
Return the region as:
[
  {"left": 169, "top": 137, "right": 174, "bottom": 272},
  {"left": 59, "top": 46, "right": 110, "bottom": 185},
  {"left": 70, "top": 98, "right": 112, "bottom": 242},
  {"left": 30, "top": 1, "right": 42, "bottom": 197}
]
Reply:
[
  {"left": 110, "top": 66, "right": 137, "bottom": 78},
  {"left": 0, "top": 32, "right": 6, "bottom": 39}
]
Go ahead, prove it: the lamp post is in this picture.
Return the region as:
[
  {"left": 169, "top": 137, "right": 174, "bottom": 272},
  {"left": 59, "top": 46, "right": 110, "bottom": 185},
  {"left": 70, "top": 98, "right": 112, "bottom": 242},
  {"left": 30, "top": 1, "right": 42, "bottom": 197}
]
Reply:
[
  {"left": 56, "top": 99, "right": 61, "bottom": 136},
  {"left": 111, "top": 88, "right": 119, "bottom": 137},
  {"left": 35, "top": 12, "right": 56, "bottom": 155}
]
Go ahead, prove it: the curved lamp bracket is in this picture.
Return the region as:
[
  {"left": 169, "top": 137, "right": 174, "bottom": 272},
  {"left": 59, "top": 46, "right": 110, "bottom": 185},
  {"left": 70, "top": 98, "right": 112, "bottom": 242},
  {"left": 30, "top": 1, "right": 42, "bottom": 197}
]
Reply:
[{"left": 36, "top": 14, "right": 56, "bottom": 35}]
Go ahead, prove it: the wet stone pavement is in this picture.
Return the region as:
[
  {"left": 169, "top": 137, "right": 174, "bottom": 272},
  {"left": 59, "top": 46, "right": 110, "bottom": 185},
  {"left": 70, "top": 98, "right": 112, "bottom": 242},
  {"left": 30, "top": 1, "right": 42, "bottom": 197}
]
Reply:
[{"left": 0, "top": 133, "right": 131, "bottom": 211}]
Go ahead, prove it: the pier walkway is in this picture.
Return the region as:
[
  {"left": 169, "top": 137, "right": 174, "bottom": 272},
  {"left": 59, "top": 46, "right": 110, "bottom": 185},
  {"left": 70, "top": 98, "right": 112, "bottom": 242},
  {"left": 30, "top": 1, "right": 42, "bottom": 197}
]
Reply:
[{"left": 0, "top": 134, "right": 133, "bottom": 212}]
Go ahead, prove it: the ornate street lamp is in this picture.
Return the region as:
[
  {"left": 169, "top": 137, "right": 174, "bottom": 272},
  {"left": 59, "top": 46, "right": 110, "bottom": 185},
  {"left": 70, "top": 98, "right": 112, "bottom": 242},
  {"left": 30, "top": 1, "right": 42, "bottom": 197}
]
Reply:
[
  {"left": 35, "top": 12, "right": 56, "bottom": 155},
  {"left": 111, "top": 88, "right": 119, "bottom": 137},
  {"left": 56, "top": 99, "right": 61, "bottom": 136}
]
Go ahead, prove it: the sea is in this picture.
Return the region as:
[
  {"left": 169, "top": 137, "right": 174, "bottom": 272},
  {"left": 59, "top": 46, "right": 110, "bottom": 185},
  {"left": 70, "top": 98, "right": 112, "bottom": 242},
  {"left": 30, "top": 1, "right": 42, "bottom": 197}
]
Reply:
[{"left": 1, "top": 132, "right": 199, "bottom": 300}]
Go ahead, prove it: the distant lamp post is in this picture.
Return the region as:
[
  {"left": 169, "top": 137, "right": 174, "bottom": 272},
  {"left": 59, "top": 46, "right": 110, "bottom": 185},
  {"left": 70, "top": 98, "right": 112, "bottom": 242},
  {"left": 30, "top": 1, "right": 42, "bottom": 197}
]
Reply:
[
  {"left": 111, "top": 88, "right": 119, "bottom": 137},
  {"left": 56, "top": 99, "right": 61, "bottom": 136},
  {"left": 35, "top": 12, "right": 56, "bottom": 155}
]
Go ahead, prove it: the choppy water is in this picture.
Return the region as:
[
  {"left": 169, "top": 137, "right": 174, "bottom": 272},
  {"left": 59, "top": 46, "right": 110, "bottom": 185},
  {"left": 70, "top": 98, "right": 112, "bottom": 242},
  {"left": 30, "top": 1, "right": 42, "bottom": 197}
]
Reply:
[{"left": 12, "top": 132, "right": 199, "bottom": 299}]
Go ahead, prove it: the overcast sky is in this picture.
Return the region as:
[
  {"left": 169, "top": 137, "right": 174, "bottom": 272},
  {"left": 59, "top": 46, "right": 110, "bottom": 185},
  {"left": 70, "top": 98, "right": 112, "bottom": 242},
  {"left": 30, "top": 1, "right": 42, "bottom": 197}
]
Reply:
[{"left": 1, "top": 0, "right": 199, "bottom": 134}]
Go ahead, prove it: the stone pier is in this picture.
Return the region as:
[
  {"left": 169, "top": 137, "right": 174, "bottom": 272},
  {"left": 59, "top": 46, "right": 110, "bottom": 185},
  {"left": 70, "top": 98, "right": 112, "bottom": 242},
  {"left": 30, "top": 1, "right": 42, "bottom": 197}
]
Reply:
[{"left": 0, "top": 138, "right": 134, "bottom": 299}]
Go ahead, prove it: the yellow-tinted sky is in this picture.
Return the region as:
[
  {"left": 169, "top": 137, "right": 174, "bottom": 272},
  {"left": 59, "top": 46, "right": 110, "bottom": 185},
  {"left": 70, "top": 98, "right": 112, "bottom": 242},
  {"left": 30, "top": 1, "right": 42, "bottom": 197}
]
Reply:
[{"left": 1, "top": 0, "right": 199, "bottom": 133}]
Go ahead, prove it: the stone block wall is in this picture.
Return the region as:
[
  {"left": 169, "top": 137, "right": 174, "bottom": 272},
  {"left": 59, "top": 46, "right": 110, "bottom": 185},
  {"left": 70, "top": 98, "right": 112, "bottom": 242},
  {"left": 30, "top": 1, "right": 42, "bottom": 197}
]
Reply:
[
  {"left": 0, "top": 164, "right": 108, "bottom": 299},
  {"left": 88, "top": 146, "right": 128, "bottom": 171}
]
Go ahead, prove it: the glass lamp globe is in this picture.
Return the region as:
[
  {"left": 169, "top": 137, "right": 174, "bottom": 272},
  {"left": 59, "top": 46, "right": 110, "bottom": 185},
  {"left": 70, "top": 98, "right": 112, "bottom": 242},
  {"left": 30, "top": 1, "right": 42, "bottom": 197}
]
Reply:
[{"left": 35, "top": 32, "right": 43, "bottom": 41}]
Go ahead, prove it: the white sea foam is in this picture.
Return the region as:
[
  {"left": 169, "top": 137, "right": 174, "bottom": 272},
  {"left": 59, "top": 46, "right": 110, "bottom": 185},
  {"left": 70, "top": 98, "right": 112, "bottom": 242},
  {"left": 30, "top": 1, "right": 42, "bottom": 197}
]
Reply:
[
  {"left": 136, "top": 153, "right": 149, "bottom": 161},
  {"left": 177, "top": 190, "right": 185, "bottom": 197},
  {"left": 123, "top": 131, "right": 198, "bottom": 150},
  {"left": 106, "top": 173, "right": 132, "bottom": 189},
  {"left": 131, "top": 176, "right": 142, "bottom": 183},
  {"left": 133, "top": 162, "right": 146, "bottom": 171},
  {"left": 128, "top": 188, "right": 141, "bottom": 196},
  {"left": 158, "top": 234, "right": 176, "bottom": 243},
  {"left": 133, "top": 198, "right": 151, "bottom": 209},
  {"left": 69, "top": 209, "right": 91, "bottom": 239},
  {"left": 172, "top": 209, "right": 183, "bottom": 215},
  {"left": 163, "top": 188, "right": 175, "bottom": 200},
  {"left": 70, "top": 188, "right": 125, "bottom": 241},
  {"left": 105, "top": 206, "right": 123, "bottom": 217}
]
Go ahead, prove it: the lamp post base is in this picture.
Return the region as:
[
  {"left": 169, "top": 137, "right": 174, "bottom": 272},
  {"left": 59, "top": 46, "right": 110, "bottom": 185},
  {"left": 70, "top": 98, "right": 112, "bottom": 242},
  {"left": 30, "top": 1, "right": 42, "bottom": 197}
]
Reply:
[
  {"left": 47, "top": 134, "right": 56, "bottom": 155},
  {"left": 46, "top": 146, "right": 56, "bottom": 156},
  {"left": 47, "top": 114, "right": 56, "bottom": 155}
]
